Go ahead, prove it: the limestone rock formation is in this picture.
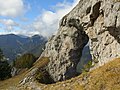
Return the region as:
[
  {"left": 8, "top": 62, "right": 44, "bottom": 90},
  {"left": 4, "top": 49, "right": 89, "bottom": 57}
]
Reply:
[
  {"left": 37, "top": 0, "right": 120, "bottom": 82},
  {"left": 40, "top": 19, "right": 89, "bottom": 82}
]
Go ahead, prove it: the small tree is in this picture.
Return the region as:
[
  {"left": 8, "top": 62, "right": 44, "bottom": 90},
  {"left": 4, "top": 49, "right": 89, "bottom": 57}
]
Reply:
[
  {"left": 14, "top": 53, "right": 37, "bottom": 69},
  {"left": 0, "top": 49, "right": 11, "bottom": 80},
  {"left": 0, "top": 49, "right": 4, "bottom": 60}
]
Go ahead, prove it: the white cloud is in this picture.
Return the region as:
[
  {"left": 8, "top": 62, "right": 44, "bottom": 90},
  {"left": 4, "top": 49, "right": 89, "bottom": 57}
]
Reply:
[
  {"left": 0, "top": 0, "right": 80, "bottom": 37},
  {"left": 0, "top": 19, "right": 19, "bottom": 30},
  {"left": 0, "top": 19, "right": 18, "bottom": 26},
  {"left": 30, "top": 0, "right": 80, "bottom": 37},
  {"left": 0, "top": 0, "right": 25, "bottom": 17}
]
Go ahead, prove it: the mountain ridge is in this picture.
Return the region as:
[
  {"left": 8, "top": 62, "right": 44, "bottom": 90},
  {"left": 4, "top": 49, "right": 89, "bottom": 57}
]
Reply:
[{"left": 0, "top": 34, "right": 46, "bottom": 62}]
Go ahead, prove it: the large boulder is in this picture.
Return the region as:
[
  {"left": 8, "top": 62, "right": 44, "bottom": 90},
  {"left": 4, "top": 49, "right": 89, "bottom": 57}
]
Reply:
[{"left": 40, "top": 18, "right": 89, "bottom": 82}]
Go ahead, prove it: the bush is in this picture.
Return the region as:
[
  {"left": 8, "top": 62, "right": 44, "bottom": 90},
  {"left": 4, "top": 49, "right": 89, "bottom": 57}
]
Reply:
[
  {"left": 14, "top": 53, "right": 37, "bottom": 69},
  {"left": 82, "top": 60, "right": 93, "bottom": 72},
  {"left": 0, "top": 49, "right": 11, "bottom": 80},
  {"left": 34, "top": 57, "right": 54, "bottom": 84},
  {"left": 35, "top": 68, "right": 54, "bottom": 84},
  {"left": 0, "top": 61, "right": 11, "bottom": 80},
  {"left": 0, "top": 49, "right": 4, "bottom": 60}
]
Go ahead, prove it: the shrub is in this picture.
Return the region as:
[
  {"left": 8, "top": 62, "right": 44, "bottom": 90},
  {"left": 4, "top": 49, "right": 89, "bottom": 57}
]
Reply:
[
  {"left": 0, "top": 49, "right": 11, "bottom": 80},
  {"left": 82, "top": 60, "right": 93, "bottom": 72},
  {"left": 0, "top": 61, "right": 11, "bottom": 80},
  {"left": 0, "top": 49, "right": 4, "bottom": 60},
  {"left": 14, "top": 53, "right": 37, "bottom": 69},
  {"left": 35, "top": 68, "right": 54, "bottom": 84},
  {"left": 34, "top": 57, "right": 54, "bottom": 84}
]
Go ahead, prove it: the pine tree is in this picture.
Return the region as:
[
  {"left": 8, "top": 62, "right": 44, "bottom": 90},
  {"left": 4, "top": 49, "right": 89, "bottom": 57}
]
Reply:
[
  {"left": 0, "top": 49, "right": 4, "bottom": 60},
  {"left": 0, "top": 48, "right": 11, "bottom": 80}
]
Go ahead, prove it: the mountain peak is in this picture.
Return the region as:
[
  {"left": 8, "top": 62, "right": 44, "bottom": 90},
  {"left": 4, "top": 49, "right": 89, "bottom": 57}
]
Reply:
[
  {"left": 18, "top": 34, "right": 29, "bottom": 38},
  {"left": 0, "top": 34, "right": 46, "bottom": 61}
]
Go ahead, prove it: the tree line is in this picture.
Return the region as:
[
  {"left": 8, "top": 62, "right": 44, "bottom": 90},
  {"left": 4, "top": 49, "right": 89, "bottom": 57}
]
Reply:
[{"left": 0, "top": 48, "right": 37, "bottom": 80}]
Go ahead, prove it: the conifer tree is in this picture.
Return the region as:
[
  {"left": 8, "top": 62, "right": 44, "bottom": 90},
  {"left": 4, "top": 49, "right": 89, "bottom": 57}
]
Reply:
[{"left": 0, "top": 48, "right": 11, "bottom": 80}]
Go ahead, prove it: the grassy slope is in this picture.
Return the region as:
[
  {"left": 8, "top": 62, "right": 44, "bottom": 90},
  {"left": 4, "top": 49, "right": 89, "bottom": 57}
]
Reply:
[
  {"left": 0, "top": 57, "right": 50, "bottom": 90},
  {"left": 0, "top": 58, "right": 120, "bottom": 90},
  {"left": 43, "top": 58, "right": 120, "bottom": 90}
]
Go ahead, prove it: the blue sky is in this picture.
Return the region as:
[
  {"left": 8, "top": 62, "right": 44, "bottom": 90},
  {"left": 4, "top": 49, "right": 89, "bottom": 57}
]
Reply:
[
  {"left": 0, "top": 0, "right": 79, "bottom": 37},
  {"left": 24, "top": 0, "right": 72, "bottom": 21}
]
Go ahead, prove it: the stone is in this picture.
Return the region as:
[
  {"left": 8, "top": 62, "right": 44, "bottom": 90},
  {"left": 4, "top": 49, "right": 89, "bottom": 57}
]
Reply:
[
  {"left": 37, "top": 0, "right": 120, "bottom": 82},
  {"left": 24, "top": 0, "right": 120, "bottom": 83},
  {"left": 40, "top": 20, "right": 89, "bottom": 82}
]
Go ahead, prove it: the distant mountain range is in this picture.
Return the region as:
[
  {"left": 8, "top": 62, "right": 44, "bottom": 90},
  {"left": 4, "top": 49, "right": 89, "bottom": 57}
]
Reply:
[{"left": 0, "top": 34, "right": 47, "bottom": 62}]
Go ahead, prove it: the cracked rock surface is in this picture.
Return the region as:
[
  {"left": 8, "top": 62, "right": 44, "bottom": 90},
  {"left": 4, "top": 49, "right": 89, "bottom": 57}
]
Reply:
[
  {"left": 38, "top": 0, "right": 120, "bottom": 82},
  {"left": 21, "top": 0, "right": 120, "bottom": 83}
]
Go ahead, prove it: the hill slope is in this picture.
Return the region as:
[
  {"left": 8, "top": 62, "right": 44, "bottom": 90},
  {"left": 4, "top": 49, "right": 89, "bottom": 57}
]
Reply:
[
  {"left": 0, "top": 34, "right": 46, "bottom": 62},
  {"left": 0, "top": 58, "right": 119, "bottom": 90}
]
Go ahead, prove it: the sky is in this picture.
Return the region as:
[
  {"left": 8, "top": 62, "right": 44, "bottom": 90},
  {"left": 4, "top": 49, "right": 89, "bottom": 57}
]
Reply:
[{"left": 0, "top": 0, "right": 79, "bottom": 37}]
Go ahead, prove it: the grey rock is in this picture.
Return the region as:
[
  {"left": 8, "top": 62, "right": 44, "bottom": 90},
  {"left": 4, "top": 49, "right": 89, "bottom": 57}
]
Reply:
[
  {"left": 37, "top": 0, "right": 120, "bottom": 82},
  {"left": 19, "top": 68, "right": 38, "bottom": 85},
  {"left": 40, "top": 19, "right": 89, "bottom": 82},
  {"left": 20, "top": 0, "right": 120, "bottom": 83}
]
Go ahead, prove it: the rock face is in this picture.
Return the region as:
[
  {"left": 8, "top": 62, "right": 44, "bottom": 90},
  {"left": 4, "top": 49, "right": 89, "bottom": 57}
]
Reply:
[
  {"left": 40, "top": 19, "right": 89, "bottom": 81},
  {"left": 38, "top": 0, "right": 120, "bottom": 82}
]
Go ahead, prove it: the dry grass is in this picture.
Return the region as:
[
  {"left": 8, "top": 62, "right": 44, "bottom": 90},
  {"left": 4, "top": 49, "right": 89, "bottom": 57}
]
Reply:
[
  {"left": 84, "top": 58, "right": 120, "bottom": 90},
  {"left": 33, "top": 57, "right": 50, "bottom": 68},
  {"left": 0, "top": 57, "right": 50, "bottom": 90},
  {"left": 113, "top": 0, "right": 120, "bottom": 2},
  {"left": 0, "top": 70, "right": 27, "bottom": 90},
  {"left": 0, "top": 58, "right": 120, "bottom": 90},
  {"left": 41, "top": 58, "right": 120, "bottom": 90}
]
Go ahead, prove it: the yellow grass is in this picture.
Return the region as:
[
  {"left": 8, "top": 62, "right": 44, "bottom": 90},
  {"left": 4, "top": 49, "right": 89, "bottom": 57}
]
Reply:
[
  {"left": 0, "top": 57, "right": 50, "bottom": 90},
  {"left": 0, "top": 71, "right": 27, "bottom": 90},
  {"left": 113, "top": 0, "right": 120, "bottom": 2},
  {"left": 33, "top": 57, "right": 50, "bottom": 68},
  {"left": 35, "top": 58, "right": 120, "bottom": 90},
  {"left": 0, "top": 58, "right": 120, "bottom": 90}
]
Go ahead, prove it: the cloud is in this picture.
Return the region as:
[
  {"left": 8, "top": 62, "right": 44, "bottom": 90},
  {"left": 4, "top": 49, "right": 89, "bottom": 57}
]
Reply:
[
  {"left": 30, "top": 0, "right": 80, "bottom": 37},
  {"left": 0, "top": 19, "right": 19, "bottom": 30},
  {"left": 0, "top": 19, "right": 18, "bottom": 26},
  {"left": 20, "top": 17, "right": 29, "bottom": 22},
  {"left": 0, "top": 0, "right": 25, "bottom": 17},
  {"left": 0, "top": 0, "right": 80, "bottom": 37}
]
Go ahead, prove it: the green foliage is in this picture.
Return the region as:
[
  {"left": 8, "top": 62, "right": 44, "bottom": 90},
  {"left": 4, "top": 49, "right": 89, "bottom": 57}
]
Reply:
[
  {"left": 82, "top": 60, "right": 93, "bottom": 72},
  {"left": 34, "top": 57, "right": 54, "bottom": 84},
  {"left": 0, "top": 48, "right": 11, "bottom": 80},
  {"left": 35, "top": 69, "right": 54, "bottom": 84},
  {"left": 0, "top": 49, "right": 4, "bottom": 60},
  {"left": 14, "top": 53, "right": 37, "bottom": 69},
  {"left": 81, "top": 55, "right": 98, "bottom": 73},
  {"left": 0, "top": 61, "right": 11, "bottom": 80}
]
